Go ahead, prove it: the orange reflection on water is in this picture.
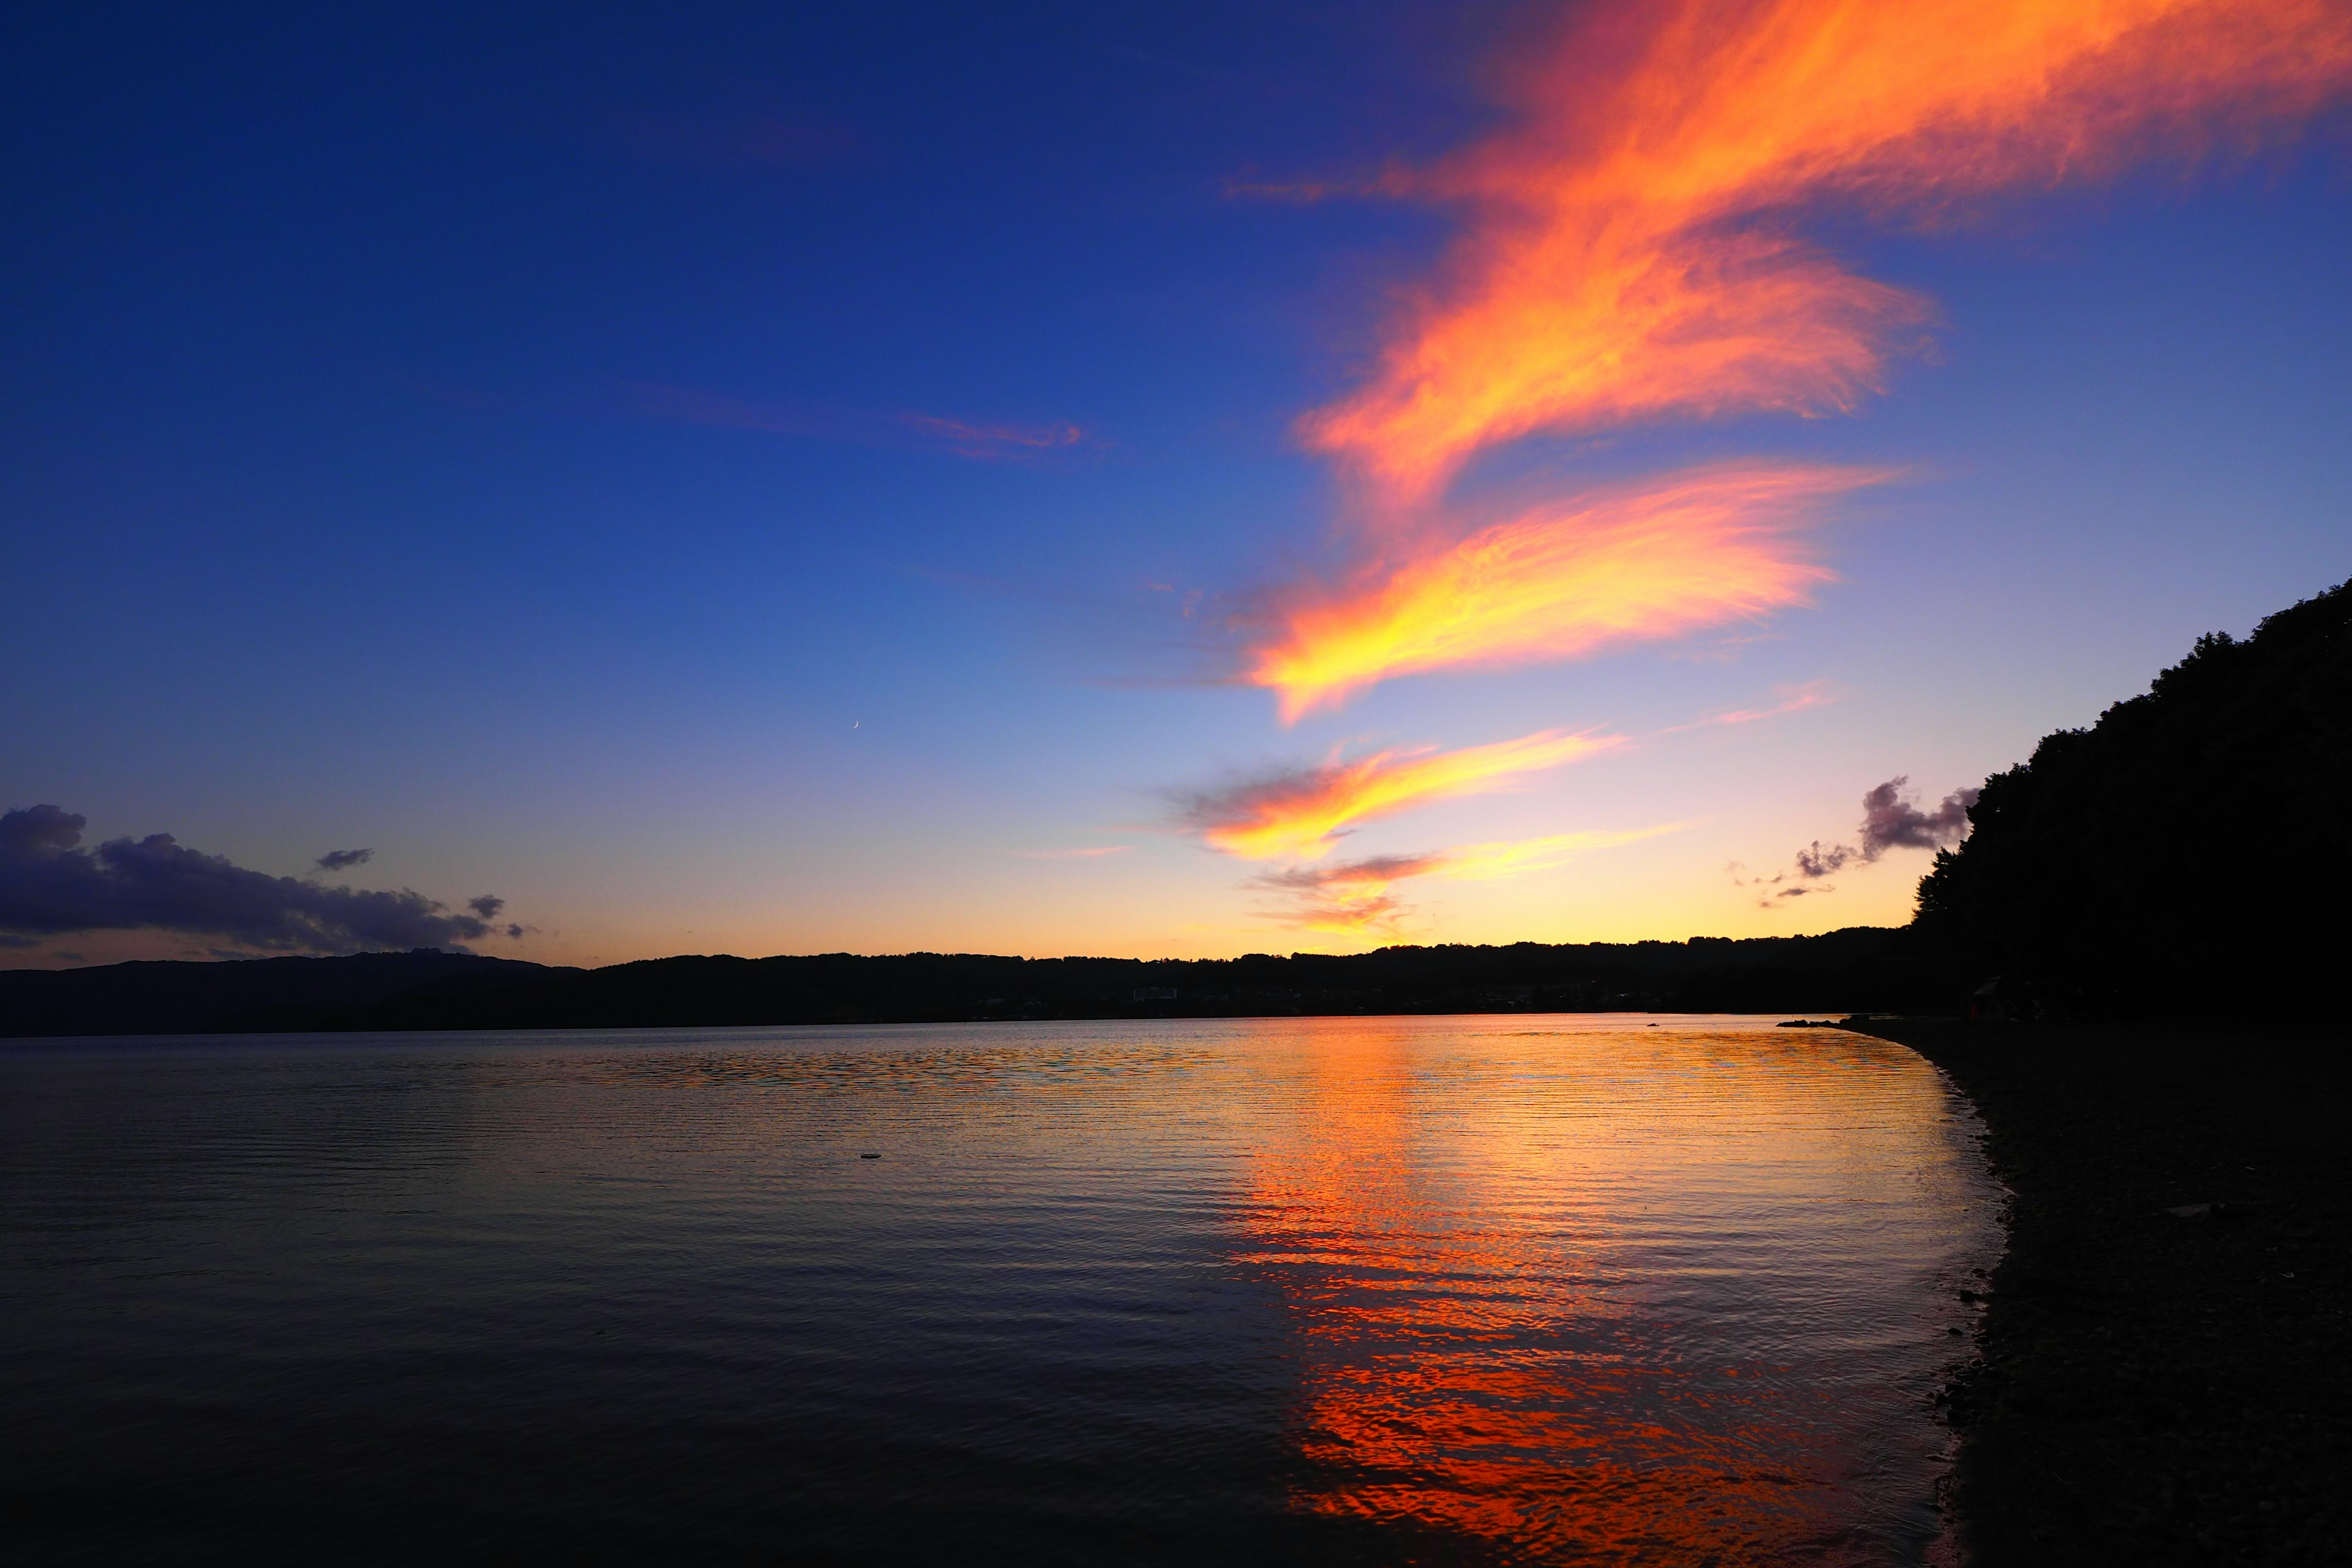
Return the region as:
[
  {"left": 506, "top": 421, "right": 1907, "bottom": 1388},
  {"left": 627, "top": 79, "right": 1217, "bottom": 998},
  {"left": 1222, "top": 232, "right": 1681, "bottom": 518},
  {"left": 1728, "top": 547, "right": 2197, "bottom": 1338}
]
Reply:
[{"left": 1235, "top": 1020, "right": 1960, "bottom": 1562}]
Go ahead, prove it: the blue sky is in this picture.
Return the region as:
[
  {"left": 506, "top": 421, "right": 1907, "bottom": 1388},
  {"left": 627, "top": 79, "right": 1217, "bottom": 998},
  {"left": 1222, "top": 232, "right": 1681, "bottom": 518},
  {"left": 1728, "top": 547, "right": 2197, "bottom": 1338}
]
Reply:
[{"left": 5, "top": 2, "right": 2348, "bottom": 965}]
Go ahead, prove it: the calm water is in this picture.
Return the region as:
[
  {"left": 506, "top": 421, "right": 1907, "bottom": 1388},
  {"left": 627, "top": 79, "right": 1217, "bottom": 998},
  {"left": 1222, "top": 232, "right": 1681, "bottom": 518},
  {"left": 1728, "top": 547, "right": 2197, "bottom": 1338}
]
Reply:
[{"left": 1, "top": 1016, "right": 1999, "bottom": 1566}]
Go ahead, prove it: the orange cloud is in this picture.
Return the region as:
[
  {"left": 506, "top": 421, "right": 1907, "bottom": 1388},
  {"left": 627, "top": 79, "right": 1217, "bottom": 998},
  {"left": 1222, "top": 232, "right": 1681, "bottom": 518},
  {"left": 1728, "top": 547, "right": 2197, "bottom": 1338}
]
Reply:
[
  {"left": 1250, "top": 464, "right": 1873, "bottom": 720},
  {"left": 1255, "top": 851, "right": 1447, "bottom": 935},
  {"left": 1181, "top": 728, "right": 1622, "bottom": 861},
  {"left": 1257, "top": 825, "right": 1684, "bottom": 933},
  {"left": 1233, "top": 1, "right": 2352, "bottom": 720},
  {"left": 1302, "top": 0, "right": 2352, "bottom": 507}
]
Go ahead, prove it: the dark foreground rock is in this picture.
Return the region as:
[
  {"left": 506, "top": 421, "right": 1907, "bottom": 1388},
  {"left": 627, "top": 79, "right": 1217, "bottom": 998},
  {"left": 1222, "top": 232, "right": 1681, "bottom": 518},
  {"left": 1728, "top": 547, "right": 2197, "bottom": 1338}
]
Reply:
[{"left": 1856, "top": 1018, "right": 2352, "bottom": 1566}]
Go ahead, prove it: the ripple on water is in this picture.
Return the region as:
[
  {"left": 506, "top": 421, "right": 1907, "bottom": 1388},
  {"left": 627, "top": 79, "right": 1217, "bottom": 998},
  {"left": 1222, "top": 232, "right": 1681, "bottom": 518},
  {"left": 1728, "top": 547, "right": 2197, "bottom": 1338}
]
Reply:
[{"left": 0, "top": 1016, "right": 1998, "bottom": 1565}]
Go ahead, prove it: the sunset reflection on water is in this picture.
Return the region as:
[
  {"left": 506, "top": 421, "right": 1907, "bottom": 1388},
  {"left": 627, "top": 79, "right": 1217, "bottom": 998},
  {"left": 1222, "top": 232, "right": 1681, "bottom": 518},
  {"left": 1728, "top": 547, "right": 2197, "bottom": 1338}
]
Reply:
[
  {"left": 1234, "top": 1018, "right": 1992, "bottom": 1564},
  {"left": 3, "top": 1016, "right": 1994, "bottom": 1565}
]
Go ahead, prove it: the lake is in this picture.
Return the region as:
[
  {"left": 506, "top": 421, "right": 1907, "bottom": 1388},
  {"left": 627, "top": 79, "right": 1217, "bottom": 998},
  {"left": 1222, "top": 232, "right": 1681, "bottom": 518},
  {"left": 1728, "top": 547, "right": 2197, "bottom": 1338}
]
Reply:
[{"left": 0, "top": 1016, "right": 1999, "bottom": 1565}]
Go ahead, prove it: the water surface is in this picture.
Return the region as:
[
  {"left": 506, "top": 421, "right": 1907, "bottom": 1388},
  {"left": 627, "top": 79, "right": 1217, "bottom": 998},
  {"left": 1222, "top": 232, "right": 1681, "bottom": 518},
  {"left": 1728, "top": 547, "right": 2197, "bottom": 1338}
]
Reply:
[{"left": 1, "top": 1015, "right": 1998, "bottom": 1564}]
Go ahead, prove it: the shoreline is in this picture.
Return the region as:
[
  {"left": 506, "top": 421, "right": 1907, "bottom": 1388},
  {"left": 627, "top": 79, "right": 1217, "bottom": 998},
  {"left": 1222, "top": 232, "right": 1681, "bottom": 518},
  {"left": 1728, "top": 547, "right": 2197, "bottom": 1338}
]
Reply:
[{"left": 1853, "top": 1018, "right": 2352, "bottom": 1565}]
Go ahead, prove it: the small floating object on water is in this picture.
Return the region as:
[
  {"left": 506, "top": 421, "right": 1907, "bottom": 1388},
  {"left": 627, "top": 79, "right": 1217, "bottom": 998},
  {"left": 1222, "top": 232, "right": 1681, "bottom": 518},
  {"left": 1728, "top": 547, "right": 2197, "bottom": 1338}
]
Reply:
[{"left": 859, "top": 1152, "right": 881, "bottom": 1159}]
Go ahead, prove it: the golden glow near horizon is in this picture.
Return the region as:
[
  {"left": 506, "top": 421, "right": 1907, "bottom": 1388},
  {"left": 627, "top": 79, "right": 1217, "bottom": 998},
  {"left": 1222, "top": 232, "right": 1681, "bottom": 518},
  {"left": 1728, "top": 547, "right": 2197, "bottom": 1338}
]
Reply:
[
  {"left": 1258, "top": 826, "right": 1686, "bottom": 935},
  {"left": 1188, "top": 728, "right": 1622, "bottom": 861}
]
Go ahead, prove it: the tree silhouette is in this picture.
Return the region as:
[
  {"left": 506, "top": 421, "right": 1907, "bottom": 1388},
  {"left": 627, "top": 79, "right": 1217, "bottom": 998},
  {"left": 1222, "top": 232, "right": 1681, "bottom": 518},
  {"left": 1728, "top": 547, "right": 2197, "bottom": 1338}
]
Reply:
[{"left": 1916, "top": 578, "right": 2351, "bottom": 1017}]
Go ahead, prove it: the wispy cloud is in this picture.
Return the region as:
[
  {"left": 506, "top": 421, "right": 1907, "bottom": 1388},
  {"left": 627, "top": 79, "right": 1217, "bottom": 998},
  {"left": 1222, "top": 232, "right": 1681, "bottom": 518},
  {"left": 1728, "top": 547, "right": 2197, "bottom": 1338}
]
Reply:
[
  {"left": 1254, "top": 851, "right": 1444, "bottom": 934},
  {"left": 1256, "top": 825, "right": 1683, "bottom": 933},
  {"left": 315, "top": 847, "right": 374, "bottom": 873},
  {"left": 1236, "top": 0, "right": 2352, "bottom": 714},
  {"left": 1665, "top": 678, "right": 1841, "bottom": 733},
  {"left": 1245, "top": 464, "right": 1871, "bottom": 721},
  {"left": 1175, "top": 728, "right": 1623, "bottom": 861},
  {"left": 620, "top": 381, "right": 1100, "bottom": 463},
  {"left": 1300, "top": 0, "right": 2352, "bottom": 507},
  {"left": 897, "top": 414, "right": 1093, "bottom": 460}
]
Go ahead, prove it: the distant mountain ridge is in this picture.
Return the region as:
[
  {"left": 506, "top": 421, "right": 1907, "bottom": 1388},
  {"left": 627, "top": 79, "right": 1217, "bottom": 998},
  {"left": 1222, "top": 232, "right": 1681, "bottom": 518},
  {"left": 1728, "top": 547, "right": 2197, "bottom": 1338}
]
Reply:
[
  {"left": 0, "top": 949, "right": 562, "bottom": 1038},
  {"left": 0, "top": 930, "right": 1947, "bottom": 1038}
]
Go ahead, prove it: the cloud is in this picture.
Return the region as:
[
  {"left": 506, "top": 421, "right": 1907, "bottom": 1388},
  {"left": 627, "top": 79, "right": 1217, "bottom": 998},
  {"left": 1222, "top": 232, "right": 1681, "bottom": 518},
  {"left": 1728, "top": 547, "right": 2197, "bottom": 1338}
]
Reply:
[
  {"left": 895, "top": 414, "right": 1094, "bottom": 461},
  {"left": 1, "top": 804, "right": 85, "bottom": 856},
  {"left": 467, "top": 895, "right": 506, "bottom": 920},
  {"left": 0, "top": 805, "right": 502, "bottom": 954},
  {"left": 1298, "top": 0, "right": 2352, "bottom": 507},
  {"left": 1790, "top": 775, "right": 1978, "bottom": 880},
  {"left": 1253, "top": 851, "right": 1448, "bottom": 935},
  {"left": 1246, "top": 466, "right": 1872, "bottom": 720},
  {"left": 1860, "top": 775, "right": 1978, "bottom": 855},
  {"left": 1254, "top": 825, "right": 1683, "bottom": 933},
  {"left": 1176, "top": 728, "right": 1622, "bottom": 861},
  {"left": 621, "top": 381, "right": 1098, "bottom": 463},
  {"left": 316, "top": 848, "right": 374, "bottom": 872},
  {"left": 1670, "top": 679, "right": 1840, "bottom": 731},
  {"left": 1728, "top": 859, "right": 1814, "bottom": 908},
  {"left": 1793, "top": 840, "right": 1854, "bottom": 879},
  {"left": 1237, "top": 0, "right": 2352, "bottom": 714}
]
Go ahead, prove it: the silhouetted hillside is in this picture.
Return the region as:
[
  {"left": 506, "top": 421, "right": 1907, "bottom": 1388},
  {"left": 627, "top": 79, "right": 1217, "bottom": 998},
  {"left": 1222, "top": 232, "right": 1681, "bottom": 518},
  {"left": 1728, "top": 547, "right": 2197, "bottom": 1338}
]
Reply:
[
  {"left": 1916, "top": 576, "right": 2351, "bottom": 1016},
  {"left": 0, "top": 949, "right": 560, "bottom": 1038},
  {"left": 0, "top": 928, "right": 1954, "bottom": 1038}
]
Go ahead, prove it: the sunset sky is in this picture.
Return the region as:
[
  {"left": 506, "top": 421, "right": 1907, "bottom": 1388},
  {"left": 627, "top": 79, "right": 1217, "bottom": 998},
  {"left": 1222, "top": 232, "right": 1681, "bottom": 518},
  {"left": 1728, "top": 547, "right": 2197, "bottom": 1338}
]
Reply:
[{"left": 5, "top": 1, "right": 2350, "bottom": 967}]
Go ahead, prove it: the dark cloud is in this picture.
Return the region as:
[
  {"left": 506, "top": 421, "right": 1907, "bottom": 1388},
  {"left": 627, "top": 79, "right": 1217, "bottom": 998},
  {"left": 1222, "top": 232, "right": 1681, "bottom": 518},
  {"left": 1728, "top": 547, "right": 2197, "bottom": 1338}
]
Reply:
[
  {"left": 1793, "top": 840, "right": 1854, "bottom": 878},
  {"left": 467, "top": 894, "right": 505, "bottom": 920},
  {"left": 316, "top": 848, "right": 374, "bottom": 872},
  {"left": 1, "top": 804, "right": 85, "bottom": 855},
  {"left": 1859, "top": 777, "right": 1978, "bottom": 856},
  {"left": 1790, "top": 776, "right": 1978, "bottom": 880},
  {"left": 0, "top": 805, "right": 499, "bottom": 954},
  {"left": 505, "top": 923, "right": 524, "bottom": 940}
]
